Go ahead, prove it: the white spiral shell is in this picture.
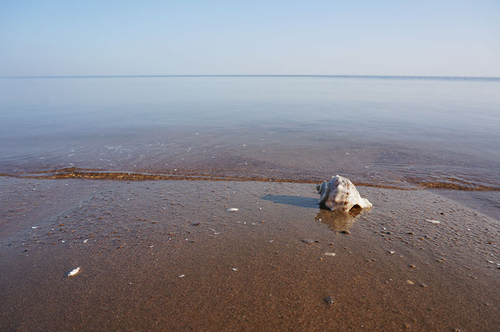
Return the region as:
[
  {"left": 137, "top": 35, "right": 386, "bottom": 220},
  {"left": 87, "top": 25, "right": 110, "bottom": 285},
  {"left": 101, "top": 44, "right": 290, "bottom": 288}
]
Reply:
[{"left": 316, "top": 175, "right": 372, "bottom": 211}]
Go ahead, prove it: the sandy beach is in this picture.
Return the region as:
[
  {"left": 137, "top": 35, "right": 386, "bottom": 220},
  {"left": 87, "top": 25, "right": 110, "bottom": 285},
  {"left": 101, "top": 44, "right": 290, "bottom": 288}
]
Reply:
[
  {"left": 2, "top": 1, "right": 500, "bottom": 330},
  {"left": 1, "top": 177, "right": 499, "bottom": 331}
]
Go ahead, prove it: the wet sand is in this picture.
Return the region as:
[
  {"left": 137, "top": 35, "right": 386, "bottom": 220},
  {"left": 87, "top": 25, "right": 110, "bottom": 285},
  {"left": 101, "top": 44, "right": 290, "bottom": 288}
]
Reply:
[{"left": 1, "top": 177, "right": 499, "bottom": 331}]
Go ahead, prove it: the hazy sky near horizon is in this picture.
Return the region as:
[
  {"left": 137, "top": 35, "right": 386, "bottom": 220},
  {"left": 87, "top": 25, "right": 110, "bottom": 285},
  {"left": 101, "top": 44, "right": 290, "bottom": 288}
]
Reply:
[{"left": 1, "top": 0, "right": 499, "bottom": 77}]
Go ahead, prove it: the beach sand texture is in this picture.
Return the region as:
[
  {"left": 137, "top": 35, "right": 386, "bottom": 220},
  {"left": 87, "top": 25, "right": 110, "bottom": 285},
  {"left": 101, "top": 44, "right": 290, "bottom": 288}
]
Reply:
[{"left": 1, "top": 177, "right": 499, "bottom": 331}]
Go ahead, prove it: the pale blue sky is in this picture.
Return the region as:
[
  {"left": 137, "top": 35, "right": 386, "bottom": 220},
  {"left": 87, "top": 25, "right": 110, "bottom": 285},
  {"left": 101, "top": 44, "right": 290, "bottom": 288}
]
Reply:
[{"left": 1, "top": 0, "right": 499, "bottom": 77}]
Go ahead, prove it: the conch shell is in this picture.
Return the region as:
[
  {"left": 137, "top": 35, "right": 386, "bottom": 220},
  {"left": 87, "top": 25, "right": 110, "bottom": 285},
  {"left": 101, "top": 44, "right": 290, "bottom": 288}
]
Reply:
[{"left": 316, "top": 175, "right": 372, "bottom": 211}]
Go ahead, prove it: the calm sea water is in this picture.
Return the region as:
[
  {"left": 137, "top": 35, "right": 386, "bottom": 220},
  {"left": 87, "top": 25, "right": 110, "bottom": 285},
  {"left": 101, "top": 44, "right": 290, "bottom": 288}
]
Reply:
[{"left": 0, "top": 76, "right": 499, "bottom": 189}]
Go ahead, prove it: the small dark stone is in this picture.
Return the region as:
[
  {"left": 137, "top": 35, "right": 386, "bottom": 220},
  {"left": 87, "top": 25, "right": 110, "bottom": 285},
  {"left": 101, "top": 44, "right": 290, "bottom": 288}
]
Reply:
[
  {"left": 340, "top": 230, "right": 351, "bottom": 235},
  {"left": 191, "top": 222, "right": 200, "bottom": 226},
  {"left": 324, "top": 296, "right": 335, "bottom": 306}
]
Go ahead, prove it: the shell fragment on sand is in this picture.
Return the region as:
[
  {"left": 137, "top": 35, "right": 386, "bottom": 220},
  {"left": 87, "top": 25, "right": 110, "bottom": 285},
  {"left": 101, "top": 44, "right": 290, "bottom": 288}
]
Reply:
[
  {"left": 426, "top": 219, "right": 441, "bottom": 224},
  {"left": 226, "top": 208, "right": 239, "bottom": 212},
  {"left": 66, "top": 267, "right": 81, "bottom": 277},
  {"left": 316, "top": 175, "right": 372, "bottom": 212},
  {"left": 301, "top": 239, "right": 319, "bottom": 244}
]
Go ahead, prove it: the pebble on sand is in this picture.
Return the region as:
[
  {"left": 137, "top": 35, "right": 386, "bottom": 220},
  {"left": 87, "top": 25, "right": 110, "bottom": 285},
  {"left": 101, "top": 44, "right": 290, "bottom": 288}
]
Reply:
[{"left": 324, "top": 296, "right": 335, "bottom": 305}]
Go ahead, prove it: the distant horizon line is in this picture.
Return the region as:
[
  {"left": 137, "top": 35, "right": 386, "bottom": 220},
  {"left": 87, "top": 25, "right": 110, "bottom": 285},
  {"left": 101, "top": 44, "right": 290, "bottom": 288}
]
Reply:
[{"left": 1, "top": 74, "right": 499, "bottom": 81}]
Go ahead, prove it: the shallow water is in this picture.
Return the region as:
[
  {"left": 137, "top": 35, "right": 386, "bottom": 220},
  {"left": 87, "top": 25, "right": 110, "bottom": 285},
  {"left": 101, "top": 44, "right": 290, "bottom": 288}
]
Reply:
[{"left": 1, "top": 76, "right": 499, "bottom": 189}]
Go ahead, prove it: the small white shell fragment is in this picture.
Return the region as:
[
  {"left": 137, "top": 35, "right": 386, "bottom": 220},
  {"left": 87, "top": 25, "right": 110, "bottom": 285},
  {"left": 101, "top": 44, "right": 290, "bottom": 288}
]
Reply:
[
  {"left": 324, "top": 252, "right": 336, "bottom": 257},
  {"left": 426, "top": 219, "right": 440, "bottom": 224},
  {"left": 389, "top": 251, "right": 396, "bottom": 254},
  {"left": 83, "top": 239, "right": 89, "bottom": 244},
  {"left": 179, "top": 274, "right": 185, "bottom": 278},
  {"left": 226, "top": 208, "right": 239, "bottom": 212},
  {"left": 31, "top": 226, "right": 38, "bottom": 229},
  {"left": 316, "top": 175, "right": 372, "bottom": 212},
  {"left": 232, "top": 268, "right": 238, "bottom": 271},
  {"left": 67, "top": 267, "right": 81, "bottom": 277}
]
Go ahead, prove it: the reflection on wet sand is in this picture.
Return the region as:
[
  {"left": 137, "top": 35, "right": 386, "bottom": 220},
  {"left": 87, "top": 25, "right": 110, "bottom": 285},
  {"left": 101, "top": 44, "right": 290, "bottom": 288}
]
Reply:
[
  {"left": 260, "top": 194, "right": 366, "bottom": 233},
  {"left": 315, "top": 207, "right": 363, "bottom": 232}
]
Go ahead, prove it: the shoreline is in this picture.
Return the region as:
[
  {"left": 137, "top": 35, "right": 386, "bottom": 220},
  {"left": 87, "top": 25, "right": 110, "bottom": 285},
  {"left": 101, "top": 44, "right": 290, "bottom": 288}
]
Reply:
[
  {"left": 3, "top": 169, "right": 500, "bottom": 192},
  {"left": 1, "top": 177, "right": 499, "bottom": 330}
]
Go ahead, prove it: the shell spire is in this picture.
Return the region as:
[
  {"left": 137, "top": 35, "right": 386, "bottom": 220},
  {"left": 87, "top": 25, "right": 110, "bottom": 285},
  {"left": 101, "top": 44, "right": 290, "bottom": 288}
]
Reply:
[{"left": 316, "top": 175, "right": 372, "bottom": 211}]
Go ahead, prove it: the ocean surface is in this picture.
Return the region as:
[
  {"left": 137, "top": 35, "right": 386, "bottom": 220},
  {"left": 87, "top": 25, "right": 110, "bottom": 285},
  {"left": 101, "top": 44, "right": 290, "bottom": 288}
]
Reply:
[{"left": 0, "top": 75, "right": 499, "bottom": 190}]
